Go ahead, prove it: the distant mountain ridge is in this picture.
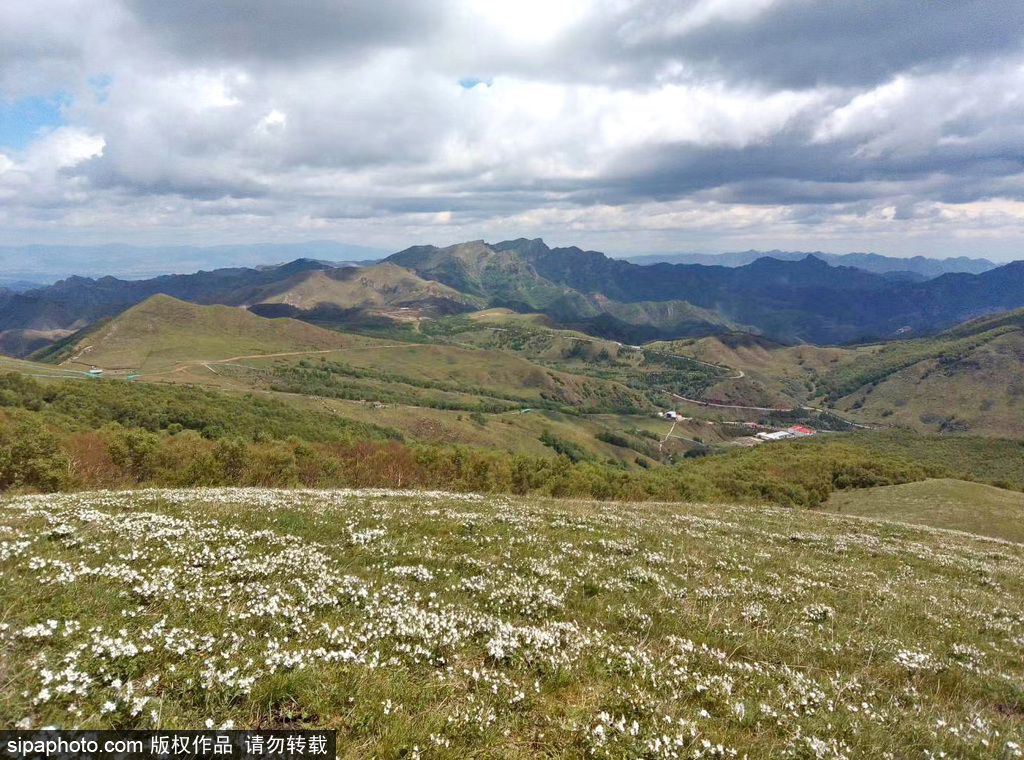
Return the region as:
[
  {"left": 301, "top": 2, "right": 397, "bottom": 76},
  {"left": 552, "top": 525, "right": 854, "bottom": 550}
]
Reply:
[
  {"left": 4, "top": 238, "right": 1024, "bottom": 356},
  {"left": 386, "top": 239, "right": 1024, "bottom": 343},
  {"left": 624, "top": 249, "right": 1000, "bottom": 278}
]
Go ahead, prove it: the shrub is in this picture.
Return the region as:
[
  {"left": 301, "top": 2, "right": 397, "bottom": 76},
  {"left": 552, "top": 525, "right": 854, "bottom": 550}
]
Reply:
[
  {"left": 108, "top": 428, "right": 161, "bottom": 483},
  {"left": 0, "top": 418, "right": 68, "bottom": 491}
]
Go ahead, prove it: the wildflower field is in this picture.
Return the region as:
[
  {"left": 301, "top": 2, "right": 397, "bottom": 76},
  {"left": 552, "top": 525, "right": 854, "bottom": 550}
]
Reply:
[{"left": 1, "top": 488, "right": 1022, "bottom": 758}]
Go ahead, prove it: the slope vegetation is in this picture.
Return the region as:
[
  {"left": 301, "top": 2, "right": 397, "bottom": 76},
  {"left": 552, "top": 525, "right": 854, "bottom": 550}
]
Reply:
[
  {"left": 1, "top": 488, "right": 1021, "bottom": 757},
  {"left": 828, "top": 310, "right": 1024, "bottom": 436},
  {"left": 827, "top": 478, "right": 1024, "bottom": 543},
  {"left": 58, "top": 294, "right": 376, "bottom": 374},
  {"left": 650, "top": 309, "right": 1024, "bottom": 436},
  {"left": 240, "top": 263, "right": 481, "bottom": 317}
]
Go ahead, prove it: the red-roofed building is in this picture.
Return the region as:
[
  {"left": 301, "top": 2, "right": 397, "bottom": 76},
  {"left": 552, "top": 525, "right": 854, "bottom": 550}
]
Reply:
[{"left": 788, "top": 425, "right": 815, "bottom": 436}]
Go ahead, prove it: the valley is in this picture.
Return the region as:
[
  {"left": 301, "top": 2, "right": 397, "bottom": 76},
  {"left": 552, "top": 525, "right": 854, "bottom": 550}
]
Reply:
[{"left": 3, "top": 248, "right": 1024, "bottom": 478}]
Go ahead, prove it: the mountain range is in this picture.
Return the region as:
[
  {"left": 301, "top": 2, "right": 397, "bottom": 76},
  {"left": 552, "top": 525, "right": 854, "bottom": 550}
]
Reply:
[
  {"left": 385, "top": 239, "right": 1024, "bottom": 343},
  {"left": 624, "top": 249, "right": 1000, "bottom": 278},
  {"left": 4, "top": 237, "right": 1024, "bottom": 357}
]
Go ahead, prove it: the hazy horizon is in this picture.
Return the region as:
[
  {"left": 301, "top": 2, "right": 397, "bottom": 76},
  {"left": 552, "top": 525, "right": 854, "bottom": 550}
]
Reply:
[{"left": 0, "top": 238, "right": 1011, "bottom": 284}]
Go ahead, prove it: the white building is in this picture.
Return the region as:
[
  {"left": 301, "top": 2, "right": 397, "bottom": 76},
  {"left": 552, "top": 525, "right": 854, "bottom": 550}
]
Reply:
[{"left": 756, "top": 430, "right": 794, "bottom": 441}]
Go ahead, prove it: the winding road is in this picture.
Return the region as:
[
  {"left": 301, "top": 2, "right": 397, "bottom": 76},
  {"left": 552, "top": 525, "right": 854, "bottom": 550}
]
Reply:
[{"left": 59, "top": 324, "right": 873, "bottom": 430}]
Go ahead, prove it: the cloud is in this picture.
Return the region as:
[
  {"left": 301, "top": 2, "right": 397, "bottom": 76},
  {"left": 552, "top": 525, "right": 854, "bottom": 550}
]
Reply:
[
  {"left": 124, "top": 0, "right": 443, "bottom": 64},
  {"left": 605, "top": 0, "right": 1024, "bottom": 89},
  {"left": 1, "top": 0, "right": 1023, "bottom": 262}
]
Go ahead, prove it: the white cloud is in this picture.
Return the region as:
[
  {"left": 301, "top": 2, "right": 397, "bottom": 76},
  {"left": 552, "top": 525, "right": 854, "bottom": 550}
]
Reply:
[
  {"left": 464, "top": 0, "right": 591, "bottom": 46},
  {"left": 1, "top": 0, "right": 1023, "bottom": 260}
]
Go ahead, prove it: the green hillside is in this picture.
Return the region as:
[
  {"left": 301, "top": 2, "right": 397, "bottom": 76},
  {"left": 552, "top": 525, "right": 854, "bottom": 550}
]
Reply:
[
  {"left": 827, "top": 478, "right": 1024, "bottom": 543},
  {"left": 937, "top": 305, "right": 1024, "bottom": 339},
  {"left": 648, "top": 311, "right": 1024, "bottom": 438},
  {"left": 832, "top": 330, "right": 1024, "bottom": 437},
  {"left": 387, "top": 240, "right": 573, "bottom": 306},
  {"left": 56, "top": 294, "right": 381, "bottom": 375},
  {"left": 386, "top": 241, "right": 738, "bottom": 339},
  {"left": 242, "top": 263, "right": 482, "bottom": 315},
  {"left": 19, "top": 296, "right": 689, "bottom": 467},
  {"left": 1, "top": 487, "right": 1022, "bottom": 757},
  {"left": 651, "top": 333, "right": 863, "bottom": 409}
]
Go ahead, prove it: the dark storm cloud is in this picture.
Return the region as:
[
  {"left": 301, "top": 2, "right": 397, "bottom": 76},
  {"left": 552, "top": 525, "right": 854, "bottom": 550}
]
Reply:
[
  {"left": 602, "top": 0, "right": 1024, "bottom": 89},
  {"left": 125, "top": 0, "right": 444, "bottom": 63}
]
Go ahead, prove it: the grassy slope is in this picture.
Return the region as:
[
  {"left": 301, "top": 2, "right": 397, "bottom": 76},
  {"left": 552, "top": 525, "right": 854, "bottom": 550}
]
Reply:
[
  {"left": 426, "top": 314, "right": 727, "bottom": 407},
  {"left": 651, "top": 333, "right": 865, "bottom": 408},
  {"left": 829, "top": 430, "right": 1024, "bottom": 491},
  {"left": 651, "top": 312, "right": 1024, "bottom": 437},
  {"left": 23, "top": 298, "right": 668, "bottom": 466},
  {"left": 316, "top": 402, "right": 692, "bottom": 464},
  {"left": 60, "top": 294, "right": 380, "bottom": 374},
  {"left": 59, "top": 297, "right": 654, "bottom": 415},
  {"left": 1, "top": 488, "right": 1021, "bottom": 758},
  {"left": 0, "top": 354, "right": 104, "bottom": 379},
  {"left": 834, "top": 330, "right": 1024, "bottom": 437},
  {"left": 334, "top": 343, "right": 644, "bottom": 406},
  {"left": 250, "top": 264, "right": 481, "bottom": 311},
  {"left": 826, "top": 478, "right": 1024, "bottom": 543},
  {"left": 467, "top": 307, "right": 556, "bottom": 327}
]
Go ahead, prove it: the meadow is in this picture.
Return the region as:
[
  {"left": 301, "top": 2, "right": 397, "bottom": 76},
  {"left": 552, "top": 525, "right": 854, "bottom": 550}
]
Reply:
[
  {"left": 0, "top": 487, "right": 1021, "bottom": 758},
  {"left": 827, "top": 479, "right": 1024, "bottom": 543}
]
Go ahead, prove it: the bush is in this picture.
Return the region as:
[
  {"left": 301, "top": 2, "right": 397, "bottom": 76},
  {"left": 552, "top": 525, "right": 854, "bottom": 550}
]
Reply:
[
  {"left": 108, "top": 428, "right": 161, "bottom": 483},
  {"left": 539, "top": 430, "right": 594, "bottom": 463},
  {"left": 0, "top": 418, "right": 68, "bottom": 491}
]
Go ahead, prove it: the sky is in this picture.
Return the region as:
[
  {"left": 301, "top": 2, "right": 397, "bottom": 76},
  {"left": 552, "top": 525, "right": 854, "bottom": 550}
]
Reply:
[{"left": 1, "top": 0, "right": 1024, "bottom": 261}]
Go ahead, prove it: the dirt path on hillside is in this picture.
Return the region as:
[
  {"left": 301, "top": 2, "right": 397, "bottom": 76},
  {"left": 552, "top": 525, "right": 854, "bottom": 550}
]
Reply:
[
  {"left": 670, "top": 392, "right": 877, "bottom": 429},
  {"left": 134, "top": 345, "right": 413, "bottom": 377},
  {"left": 658, "top": 418, "right": 678, "bottom": 451},
  {"left": 671, "top": 392, "right": 792, "bottom": 413},
  {"left": 628, "top": 343, "right": 744, "bottom": 379}
]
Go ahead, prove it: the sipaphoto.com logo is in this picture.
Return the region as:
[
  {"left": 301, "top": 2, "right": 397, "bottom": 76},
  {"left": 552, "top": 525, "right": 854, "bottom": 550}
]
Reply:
[
  {"left": 0, "top": 730, "right": 336, "bottom": 760},
  {"left": 6, "top": 736, "right": 122, "bottom": 757}
]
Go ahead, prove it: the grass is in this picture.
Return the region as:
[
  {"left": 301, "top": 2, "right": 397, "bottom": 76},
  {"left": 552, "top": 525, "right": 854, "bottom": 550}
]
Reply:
[
  {"left": 833, "top": 330, "right": 1024, "bottom": 437},
  {"left": 0, "top": 354, "right": 103, "bottom": 380},
  {"left": 649, "top": 333, "right": 865, "bottom": 409},
  {"left": 57, "top": 294, "right": 382, "bottom": 375},
  {"left": 831, "top": 430, "right": 1024, "bottom": 491},
  {"left": 649, "top": 320, "right": 1024, "bottom": 438},
  {"left": 426, "top": 314, "right": 725, "bottom": 403},
  {"left": 252, "top": 264, "right": 480, "bottom": 312},
  {"left": 307, "top": 402, "right": 687, "bottom": 465},
  {"left": 826, "top": 478, "right": 1024, "bottom": 543},
  {"left": 314, "top": 344, "right": 647, "bottom": 408},
  {"left": 1, "top": 487, "right": 1022, "bottom": 757},
  {"left": 50, "top": 298, "right": 661, "bottom": 421}
]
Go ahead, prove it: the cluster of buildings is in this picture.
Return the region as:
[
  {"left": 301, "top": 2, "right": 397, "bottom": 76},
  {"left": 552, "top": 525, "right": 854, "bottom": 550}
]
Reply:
[
  {"left": 755, "top": 425, "right": 815, "bottom": 441},
  {"left": 657, "top": 408, "right": 817, "bottom": 445}
]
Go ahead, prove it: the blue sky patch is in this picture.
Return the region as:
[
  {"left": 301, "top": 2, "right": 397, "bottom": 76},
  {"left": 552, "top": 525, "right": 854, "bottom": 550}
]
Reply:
[
  {"left": 89, "top": 75, "right": 113, "bottom": 105},
  {"left": 0, "top": 93, "right": 69, "bottom": 151},
  {"left": 459, "top": 77, "right": 493, "bottom": 89}
]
